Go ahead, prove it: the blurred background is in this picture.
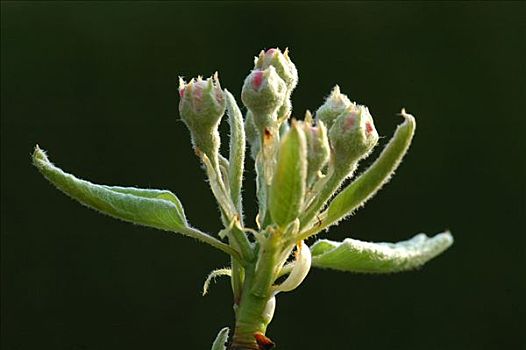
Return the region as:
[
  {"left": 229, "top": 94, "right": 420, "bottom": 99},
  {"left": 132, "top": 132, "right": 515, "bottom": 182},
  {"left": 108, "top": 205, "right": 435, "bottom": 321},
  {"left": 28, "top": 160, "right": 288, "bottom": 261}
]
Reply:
[{"left": 1, "top": 2, "right": 524, "bottom": 349}]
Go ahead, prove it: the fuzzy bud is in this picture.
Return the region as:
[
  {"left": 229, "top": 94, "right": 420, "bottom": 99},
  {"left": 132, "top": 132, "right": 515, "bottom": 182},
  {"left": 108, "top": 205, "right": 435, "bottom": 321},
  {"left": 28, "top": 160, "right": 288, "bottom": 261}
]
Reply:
[
  {"left": 255, "top": 48, "right": 298, "bottom": 93},
  {"left": 315, "top": 85, "right": 352, "bottom": 130},
  {"left": 178, "top": 74, "right": 225, "bottom": 157},
  {"left": 329, "top": 104, "right": 379, "bottom": 171},
  {"left": 241, "top": 66, "right": 287, "bottom": 131},
  {"left": 301, "top": 112, "right": 330, "bottom": 186},
  {"left": 255, "top": 48, "right": 298, "bottom": 122}
]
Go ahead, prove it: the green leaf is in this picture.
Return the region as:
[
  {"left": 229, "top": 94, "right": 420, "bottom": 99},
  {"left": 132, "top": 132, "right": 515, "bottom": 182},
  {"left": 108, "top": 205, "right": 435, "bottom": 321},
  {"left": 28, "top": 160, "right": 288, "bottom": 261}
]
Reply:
[
  {"left": 310, "top": 232, "right": 453, "bottom": 273},
  {"left": 312, "top": 111, "right": 416, "bottom": 235},
  {"left": 99, "top": 185, "right": 187, "bottom": 225},
  {"left": 269, "top": 121, "right": 307, "bottom": 228},
  {"left": 32, "top": 146, "right": 241, "bottom": 258},
  {"left": 211, "top": 327, "right": 229, "bottom": 350},
  {"left": 225, "top": 90, "right": 246, "bottom": 216},
  {"left": 33, "top": 146, "right": 187, "bottom": 231}
]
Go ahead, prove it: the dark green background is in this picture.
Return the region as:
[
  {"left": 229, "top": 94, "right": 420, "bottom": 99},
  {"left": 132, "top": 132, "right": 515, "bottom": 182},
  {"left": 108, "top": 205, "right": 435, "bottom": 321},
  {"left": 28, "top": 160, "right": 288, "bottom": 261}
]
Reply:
[{"left": 1, "top": 2, "right": 525, "bottom": 349}]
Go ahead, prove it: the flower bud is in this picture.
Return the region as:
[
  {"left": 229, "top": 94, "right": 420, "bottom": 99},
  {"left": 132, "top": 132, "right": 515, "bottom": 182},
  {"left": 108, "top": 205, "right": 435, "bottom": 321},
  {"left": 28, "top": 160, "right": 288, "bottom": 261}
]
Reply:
[
  {"left": 315, "top": 85, "right": 352, "bottom": 130},
  {"left": 301, "top": 111, "right": 330, "bottom": 187},
  {"left": 241, "top": 66, "right": 287, "bottom": 131},
  {"left": 255, "top": 48, "right": 298, "bottom": 93},
  {"left": 329, "top": 104, "right": 379, "bottom": 171},
  {"left": 255, "top": 48, "right": 298, "bottom": 122},
  {"left": 178, "top": 74, "right": 225, "bottom": 157}
]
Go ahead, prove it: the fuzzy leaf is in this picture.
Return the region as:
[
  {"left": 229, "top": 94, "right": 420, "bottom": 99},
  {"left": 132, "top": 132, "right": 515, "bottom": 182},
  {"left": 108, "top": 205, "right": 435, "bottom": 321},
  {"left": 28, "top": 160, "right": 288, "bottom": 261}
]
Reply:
[
  {"left": 269, "top": 122, "right": 307, "bottom": 228},
  {"left": 32, "top": 146, "right": 243, "bottom": 259},
  {"left": 202, "top": 268, "right": 232, "bottom": 296},
  {"left": 211, "top": 327, "right": 229, "bottom": 350},
  {"left": 310, "top": 232, "right": 453, "bottom": 273},
  {"left": 33, "top": 146, "right": 187, "bottom": 231},
  {"left": 100, "top": 185, "right": 187, "bottom": 225},
  {"left": 272, "top": 240, "right": 311, "bottom": 294},
  {"left": 225, "top": 90, "right": 246, "bottom": 215},
  {"left": 319, "top": 111, "right": 416, "bottom": 232}
]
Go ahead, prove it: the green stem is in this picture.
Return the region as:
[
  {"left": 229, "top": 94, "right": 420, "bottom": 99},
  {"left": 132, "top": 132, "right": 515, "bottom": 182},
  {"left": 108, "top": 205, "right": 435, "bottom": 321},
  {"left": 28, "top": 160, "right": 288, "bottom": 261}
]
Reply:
[
  {"left": 179, "top": 227, "right": 241, "bottom": 261},
  {"left": 231, "top": 266, "right": 270, "bottom": 349},
  {"left": 203, "top": 152, "right": 255, "bottom": 264},
  {"left": 299, "top": 164, "right": 355, "bottom": 230},
  {"left": 227, "top": 225, "right": 255, "bottom": 302},
  {"left": 230, "top": 256, "right": 244, "bottom": 304},
  {"left": 230, "top": 224, "right": 255, "bottom": 262},
  {"left": 231, "top": 233, "right": 280, "bottom": 349}
]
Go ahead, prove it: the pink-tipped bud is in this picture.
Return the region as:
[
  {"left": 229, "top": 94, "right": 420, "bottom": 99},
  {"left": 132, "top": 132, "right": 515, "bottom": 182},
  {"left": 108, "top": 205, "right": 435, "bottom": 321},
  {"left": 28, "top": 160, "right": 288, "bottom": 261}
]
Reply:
[
  {"left": 251, "top": 70, "right": 264, "bottom": 90},
  {"left": 178, "top": 73, "right": 225, "bottom": 157},
  {"left": 315, "top": 85, "right": 353, "bottom": 130},
  {"left": 300, "top": 112, "right": 330, "bottom": 187},
  {"left": 329, "top": 104, "right": 379, "bottom": 170},
  {"left": 241, "top": 66, "right": 287, "bottom": 131},
  {"left": 178, "top": 73, "right": 225, "bottom": 123},
  {"left": 254, "top": 47, "right": 298, "bottom": 93}
]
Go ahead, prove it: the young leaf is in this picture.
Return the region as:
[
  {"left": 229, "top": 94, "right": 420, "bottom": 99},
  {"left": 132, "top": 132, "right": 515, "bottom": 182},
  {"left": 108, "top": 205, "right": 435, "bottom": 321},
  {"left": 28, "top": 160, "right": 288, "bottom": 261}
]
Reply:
[
  {"left": 310, "top": 232, "right": 453, "bottom": 273},
  {"left": 211, "top": 327, "right": 230, "bottom": 350},
  {"left": 306, "top": 111, "right": 416, "bottom": 237},
  {"left": 268, "top": 121, "right": 307, "bottom": 228},
  {"left": 100, "top": 185, "right": 187, "bottom": 225},
  {"left": 33, "top": 146, "right": 187, "bottom": 230},
  {"left": 202, "top": 267, "right": 232, "bottom": 296},
  {"left": 33, "top": 146, "right": 240, "bottom": 258},
  {"left": 225, "top": 90, "right": 246, "bottom": 216},
  {"left": 272, "top": 240, "right": 311, "bottom": 294}
]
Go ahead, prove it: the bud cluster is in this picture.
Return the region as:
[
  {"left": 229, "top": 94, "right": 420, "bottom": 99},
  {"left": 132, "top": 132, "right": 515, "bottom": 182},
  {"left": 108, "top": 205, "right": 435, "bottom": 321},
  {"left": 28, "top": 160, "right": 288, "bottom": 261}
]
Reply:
[
  {"left": 255, "top": 48, "right": 298, "bottom": 122},
  {"left": 176, "top": 49, "right": 381, "bottom": 231},
  {"left": 316, "top": 86, "right": 379, "bottom": 174},
  {"left": 242, "top": 48, "right": 297, "bottom": 138},
  {"left": 176, "top": 48, "right": 433, "bottom": 350}
]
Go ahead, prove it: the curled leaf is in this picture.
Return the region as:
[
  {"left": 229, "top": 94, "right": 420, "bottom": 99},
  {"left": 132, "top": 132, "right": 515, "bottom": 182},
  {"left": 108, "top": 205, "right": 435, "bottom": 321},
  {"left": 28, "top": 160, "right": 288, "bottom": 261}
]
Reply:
[
  {"left": 262, "top": 296, "right": 276, "bottom": 325},
  {"left": 211, "top": 327, "right": 230, "bottom": 350},
  {"left": 273, "top": 240, "right": 311, "bottom": 294},
  {"left": 202, "top": 268, "right": 232, "bottom": 296},
  {"left": 310, "top": 232, "right": 453, "bottom": 273}
]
